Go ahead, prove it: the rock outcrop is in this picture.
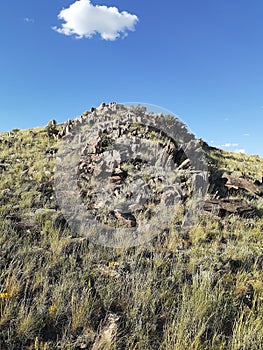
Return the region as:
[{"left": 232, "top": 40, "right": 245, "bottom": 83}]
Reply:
[
  {"left": 55, "top": 103, "right": 209, "bottom": 237},
  {"left": 222, "top": 172, "right": 260, "bottom": 195},
  {"left": 204, "top": 198, "right": 254, "bottom": 217}
]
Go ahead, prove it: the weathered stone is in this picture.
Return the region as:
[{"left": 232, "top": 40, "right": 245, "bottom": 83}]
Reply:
[
  {"left": 177, "top": 158, "right": 191, "bottom": 170},
  {"left": 113, "top": 209, "right": 136, "bottom": 227},
  {"left": 204, "top": 198, "right": 253, "bottom": 217},
  {"left": 109, "top": 102, "right": 117, "bottom": 110},
  {"left": 222, "top": 172, "right": 260, "bottom": 195},
  {"left": 90, "top": 154, "right": 100, "bottom": 162},
  {"left": 96, "top": 264, "right": 121, "bottom": 279},
  {"left": 88, "top": 136, "right": 102, "bottom": 154},
  {"left": 65, "top": 125, "right": 71, "bottom": 134},
  {"left": 47, "top": 119, "right": 57, "bottom": 127},
  {"left": 66, "top": 119, "right": 73, "bottom": 126},
  {"left": 110, "top": 175, "right": 122, "bottom": 184},
  {"left": 82, "top": 110, "right": 90, "bottom": 116},
  {"left": 128, "top": 203, "right": 144, "bottom": 213},
  {"left": 92, "top": 313, "right": 119, "bottom": 349},
  {"left": 98, "top": 102, "right": 106, "bottom": 110}
]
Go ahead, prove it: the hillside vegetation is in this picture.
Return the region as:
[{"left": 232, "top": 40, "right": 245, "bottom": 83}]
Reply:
[{"left": 1, "top": 106, "right": 263, "bottom": 350}]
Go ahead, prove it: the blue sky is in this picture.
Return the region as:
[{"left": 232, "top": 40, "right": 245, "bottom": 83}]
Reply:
[{"left": 1, "top": 0, "right": 263, "bottom": 156}]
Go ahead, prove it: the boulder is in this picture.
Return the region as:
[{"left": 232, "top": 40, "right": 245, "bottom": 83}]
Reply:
[
  {"left": 222, "top": 172, "right": 260, "bottom": 195},
  {"left": 204, "top": 198, "right": 253, "bottom": 217},
  {"left": 98, "top": 102, "right": 106, "bottom": 110},
  {"left": 47, "top": 119, "right": 57, "bottom": 127},
  {"left": 113, "top": 209, "right": 136, "bottom": 227}
]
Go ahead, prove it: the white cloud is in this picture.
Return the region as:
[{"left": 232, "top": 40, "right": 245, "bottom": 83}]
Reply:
[
  {"left": 234, "top": 149, "right": 245, "bottom": 154},
  {"left": 24, "top": 17, "right": 34, "bottom": 23},
  {"left": 53, "top": 0, "right": 138, "bottom": 40},
  {"left": 220, "top": 143, "right": 239, "bottom": 148}
]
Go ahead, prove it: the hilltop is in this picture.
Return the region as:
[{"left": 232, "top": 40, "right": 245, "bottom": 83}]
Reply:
[{"left": 0, "top": 103, "right": 263, "bottom": 350}]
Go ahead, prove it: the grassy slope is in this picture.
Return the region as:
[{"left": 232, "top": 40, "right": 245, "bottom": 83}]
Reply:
[{"left": 0, "top": 126, "right": 263, "bottom": 349}]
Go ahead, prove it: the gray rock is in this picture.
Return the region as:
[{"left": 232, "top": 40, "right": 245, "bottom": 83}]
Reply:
[
  {"left": 160, "top": 188, "right": 182, "bottom": 206},
  {"left": 113, "top": 209, "right": 136, "bottom": 227},
  {"left": 47, "top": 119, "right": 57, "bottom": 127}
]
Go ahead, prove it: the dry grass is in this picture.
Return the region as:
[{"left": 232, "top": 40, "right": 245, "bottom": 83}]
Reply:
[{"left": 0, "top": 125, "right": 263, "bottom": 349}]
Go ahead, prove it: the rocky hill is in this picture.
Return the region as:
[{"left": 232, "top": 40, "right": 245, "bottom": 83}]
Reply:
[{"left": 0, "top": 103, "right": 263, "bottom": 349}]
